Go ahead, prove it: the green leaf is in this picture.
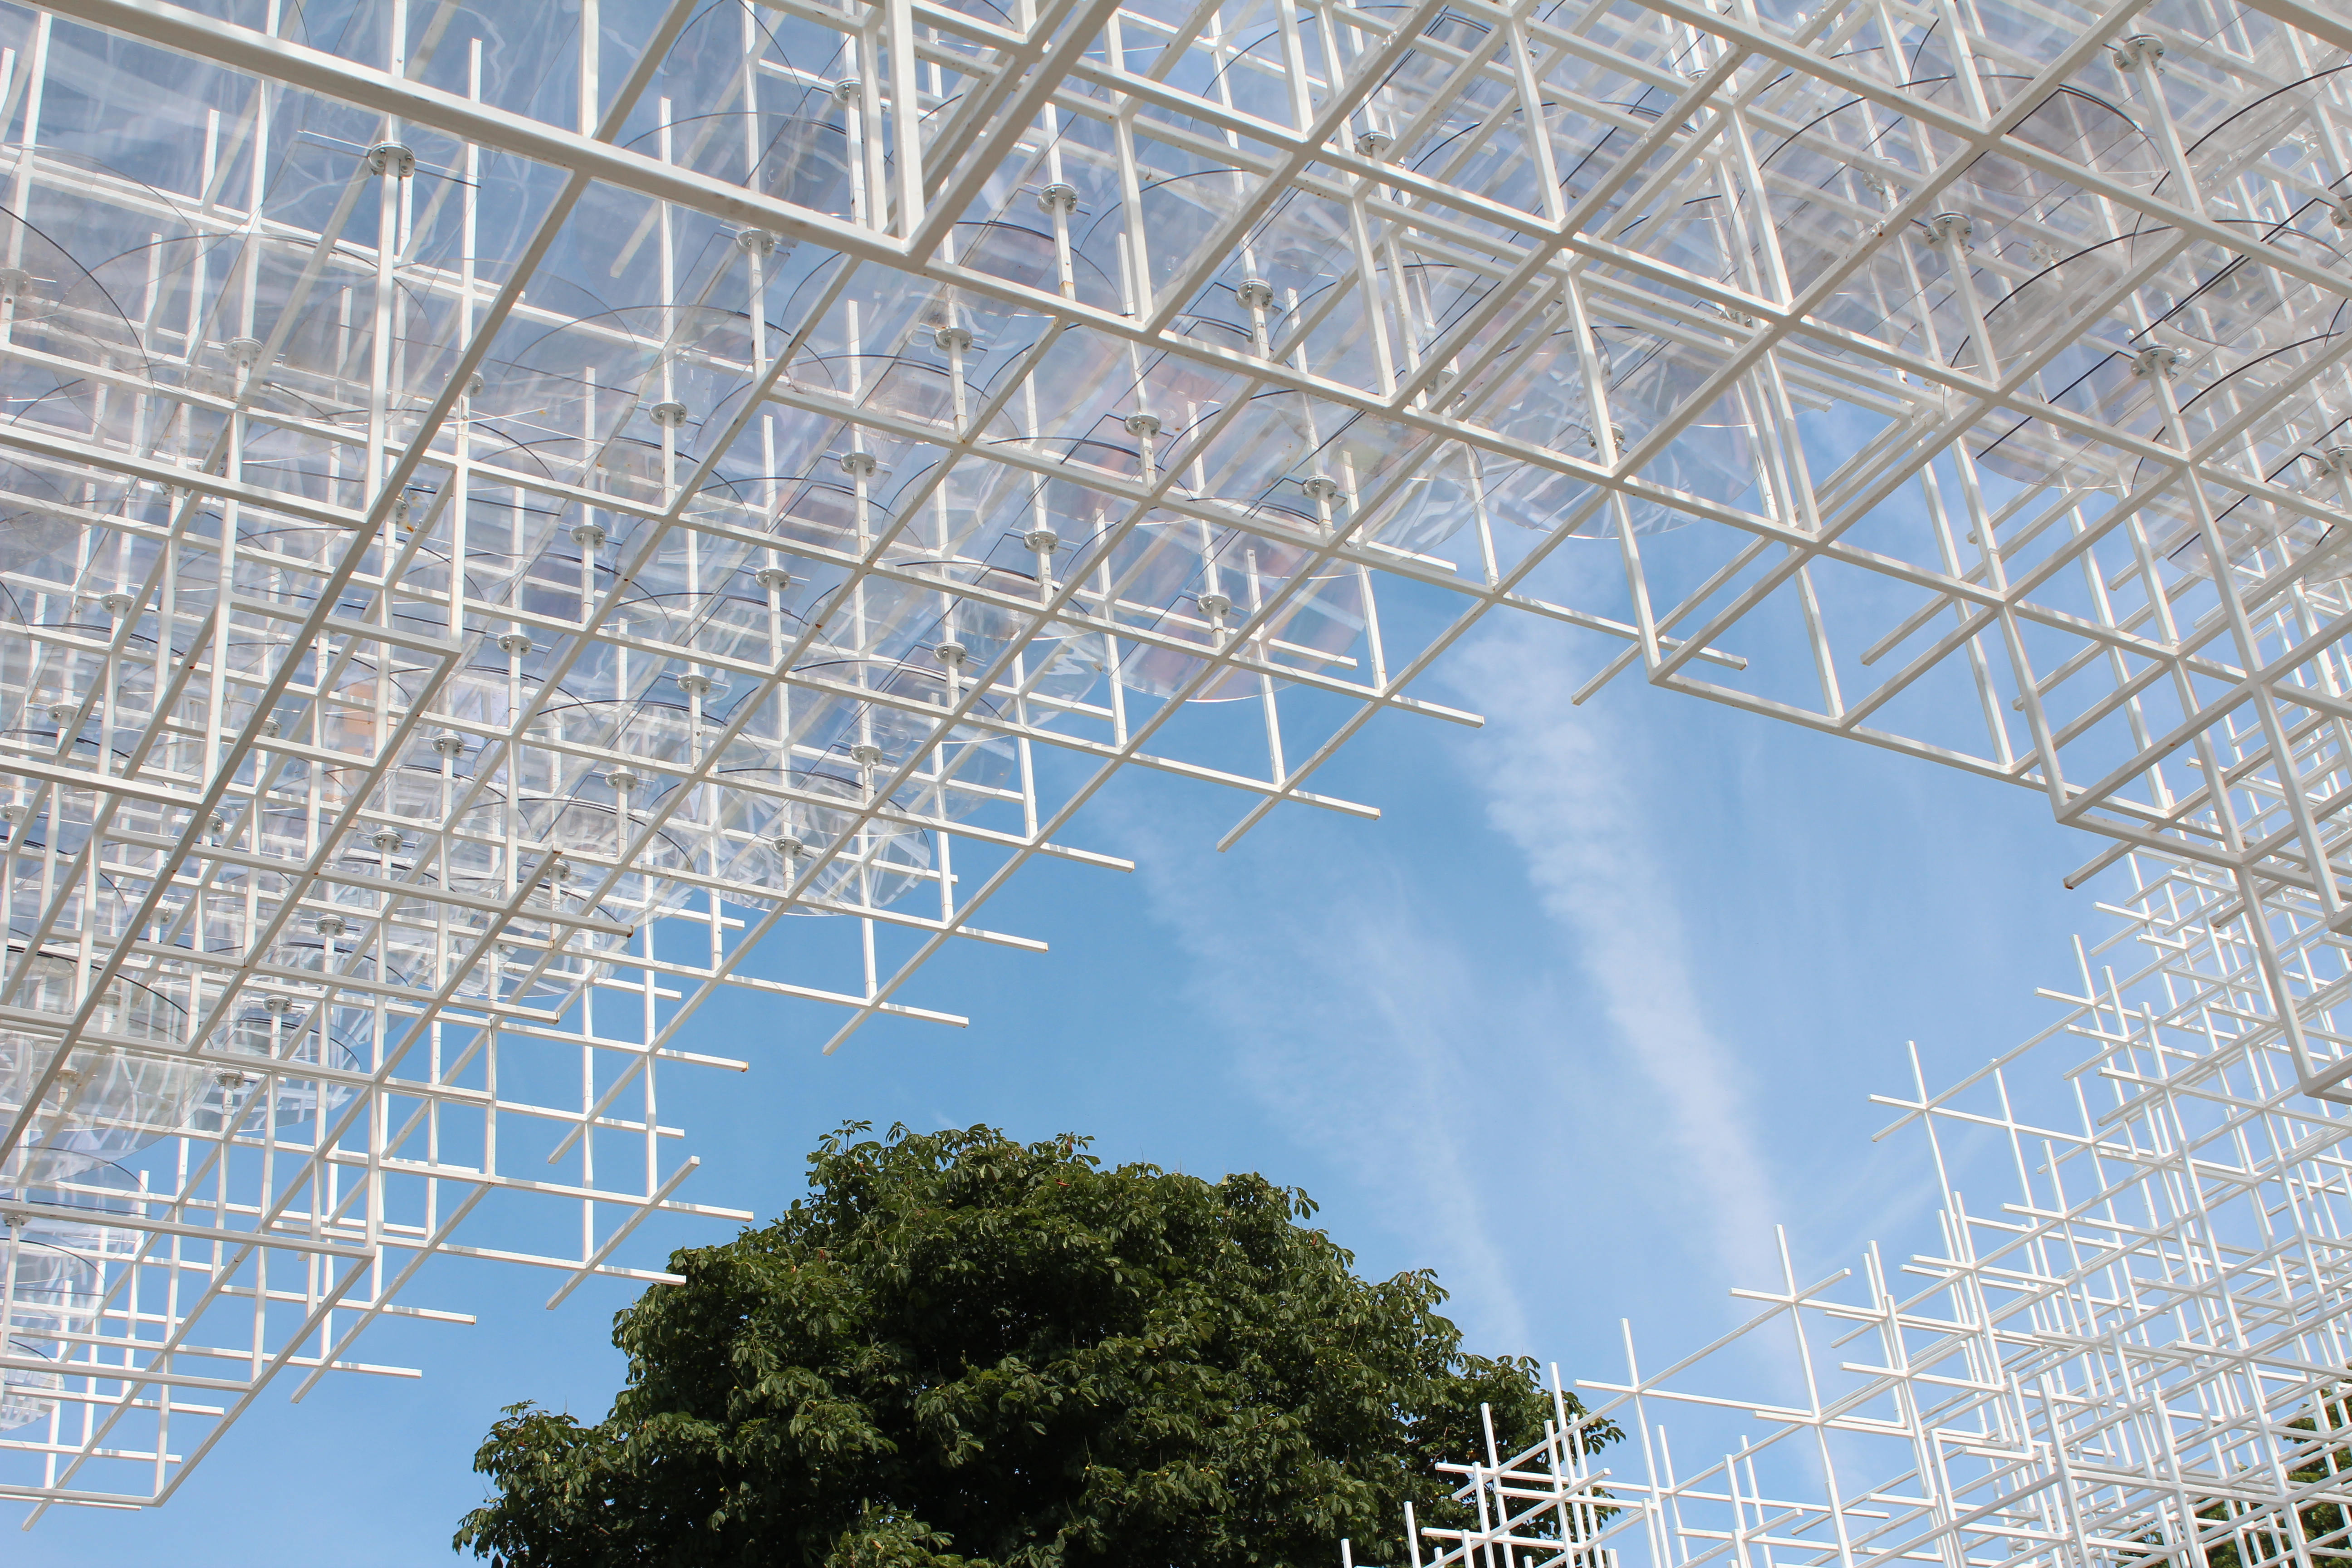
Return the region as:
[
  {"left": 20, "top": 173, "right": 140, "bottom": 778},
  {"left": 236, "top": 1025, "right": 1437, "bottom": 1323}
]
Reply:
[{"left": 455, "top": 1123, "right": 1618, "bottom": 1568}]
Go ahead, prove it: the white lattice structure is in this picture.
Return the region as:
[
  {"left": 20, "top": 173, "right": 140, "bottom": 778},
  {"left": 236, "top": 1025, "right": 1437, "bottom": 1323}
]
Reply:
[
  {"left": 1, "top": 0, "right": 2352, "bottom": 1524},
  {"left": 1399, "top": 854, "right": 2352, "bottom": 1568}
]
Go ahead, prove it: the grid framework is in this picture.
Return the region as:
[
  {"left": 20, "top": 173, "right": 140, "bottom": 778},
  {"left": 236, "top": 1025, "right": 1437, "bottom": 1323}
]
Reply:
[
  {"left": 1400, "top": 858, "right": 2352, "bottom": 1568},
  {"left": 0, "top": 0, "right": 2351, "bottom": 1524}
]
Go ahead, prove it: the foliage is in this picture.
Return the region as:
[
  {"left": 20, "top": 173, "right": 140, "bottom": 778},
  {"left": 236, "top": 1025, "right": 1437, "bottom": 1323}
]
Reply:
[
  {"left": 2195, "top": 1388, "right": 2352, "bottom": 1568},
  {"left": 456, "top": 1122, "right": 1614, "bottom": 1568}
]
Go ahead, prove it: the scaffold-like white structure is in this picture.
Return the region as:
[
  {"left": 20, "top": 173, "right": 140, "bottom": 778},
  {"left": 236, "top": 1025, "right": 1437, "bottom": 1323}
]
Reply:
[
  {"left": 1399, "top": 856, "right": 2352, "bottom": 1568},
  {"left": 4, "top": 0, "right": 2352, "bottom": 1526}
]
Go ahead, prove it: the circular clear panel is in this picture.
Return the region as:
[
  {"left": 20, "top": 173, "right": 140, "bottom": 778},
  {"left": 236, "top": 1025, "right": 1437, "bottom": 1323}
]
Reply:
[
  {"left": 0, "top": 1164, "right": 133, "bottom": 1431},
  {"left": 0, "top": 949, "right": 205, "bottom": 1192},
  {"left": 708, "top": 765, "right": 931, "bottom": 912},
  {"left": 183, "top": 998, "right": 368, "bottom": 1138}
]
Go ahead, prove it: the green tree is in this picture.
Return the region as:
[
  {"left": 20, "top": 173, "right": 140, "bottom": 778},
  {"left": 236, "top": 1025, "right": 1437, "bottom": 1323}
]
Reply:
[
  {"left": 456, "top": 1122, "right": 1613, "bottom": 1568},
  {"left": 2193, "top": 1387, "right": 2352, "bottom": 1568}
]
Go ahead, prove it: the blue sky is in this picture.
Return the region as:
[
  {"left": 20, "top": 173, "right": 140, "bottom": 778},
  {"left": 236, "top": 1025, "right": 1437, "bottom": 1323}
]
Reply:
[{"left": 15, "top": 589, "right": 2095, "bottom": 1564}]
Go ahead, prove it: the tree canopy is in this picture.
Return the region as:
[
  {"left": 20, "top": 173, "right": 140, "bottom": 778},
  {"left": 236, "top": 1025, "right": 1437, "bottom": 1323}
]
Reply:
[{"left": 456, "top": 1122, "right": 1612, "bottom": 1568}]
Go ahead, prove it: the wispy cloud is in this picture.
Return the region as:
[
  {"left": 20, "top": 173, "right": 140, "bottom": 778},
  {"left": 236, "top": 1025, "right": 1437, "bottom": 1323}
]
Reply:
[
  {"left": 1115, "top": 817, "right": 1539, "bottom": 1352},
  {"left": 1109, "top": 605, "right": 1785, "bottom": 1355},
  {"left": 1443, "top": 615, "right": 1783, "bottom": 1287}
]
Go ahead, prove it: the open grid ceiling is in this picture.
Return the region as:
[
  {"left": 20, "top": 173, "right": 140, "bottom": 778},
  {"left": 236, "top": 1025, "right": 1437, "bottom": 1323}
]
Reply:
[{"left": 0, "top": 0, "right": 2349, "bottom": 1522}]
